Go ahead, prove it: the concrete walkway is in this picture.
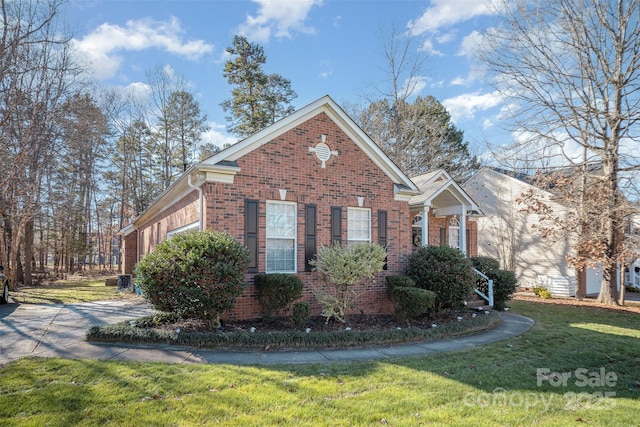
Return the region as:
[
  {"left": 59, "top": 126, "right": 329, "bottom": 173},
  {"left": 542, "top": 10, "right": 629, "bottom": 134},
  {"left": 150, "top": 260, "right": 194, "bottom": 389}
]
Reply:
[{"left": 0, "top": 300, "right": 534, "bottom": 366}]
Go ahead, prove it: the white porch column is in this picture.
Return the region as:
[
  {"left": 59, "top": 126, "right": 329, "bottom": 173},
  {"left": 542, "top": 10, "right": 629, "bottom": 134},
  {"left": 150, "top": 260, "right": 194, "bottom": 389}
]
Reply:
[
  {"left": 421, "top": 205, "right": 429, "bottom": 247},
  {"left": 460, "top": 205, "right": 467, "bottom": 255}
]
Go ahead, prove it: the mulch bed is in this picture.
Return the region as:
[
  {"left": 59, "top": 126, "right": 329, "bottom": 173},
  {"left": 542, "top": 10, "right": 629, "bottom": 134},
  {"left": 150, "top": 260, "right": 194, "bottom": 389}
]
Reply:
[{"left": 156, "top": 308, "right": 488, "bottom": 334}]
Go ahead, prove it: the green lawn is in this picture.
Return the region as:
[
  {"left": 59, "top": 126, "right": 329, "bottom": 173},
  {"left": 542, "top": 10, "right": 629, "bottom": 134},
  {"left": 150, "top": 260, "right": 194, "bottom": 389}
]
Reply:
[
  {"left": 1, "top": 299, "right": 639, "bottom": 426},
  {"left": 11, "top": 277, "right": 142, "bottom": 304}
]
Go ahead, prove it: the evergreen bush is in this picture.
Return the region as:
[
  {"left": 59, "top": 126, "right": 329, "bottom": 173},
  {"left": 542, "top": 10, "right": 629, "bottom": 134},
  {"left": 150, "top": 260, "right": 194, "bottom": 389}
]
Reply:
[
  {"left": 470, "top": 256, "right": 500, "bottom": 273},
  {"left": 471, "top": 256, "right": 518, "bottom": 310},
  {"left": 385, "top": 275, "right": 416, "bottom": 293},
  {"left": 292, "top": 301, "right": 311, "bottom": 328},
  {"left": 134, "top": 230, "right": 249, "bottom": 327},
  {"left": 407, "top": 245, "right": 475, "bottom": 312},
  {"left": 390, "top": 286, "right": 437, "bottom": 320},
  {"left": 254, "top": 273, "right": 304, "bottom": 321}
]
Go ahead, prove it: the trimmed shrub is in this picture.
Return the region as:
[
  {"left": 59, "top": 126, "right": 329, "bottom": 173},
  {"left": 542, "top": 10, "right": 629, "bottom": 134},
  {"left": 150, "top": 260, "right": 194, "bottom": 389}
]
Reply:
[
  {"left": 407, "top": 245, "right": 475, "bottom": 312},
  {"left": 390, "top": 287, "right": 437, "bottom": 320},
  {"left": 385, "top": 275, "right": 416, "bottom": 294},
  {"left": 292, "top": 301, "right": 311, "bottom": 328},
  {"left": 481, "top": 268, "right": 518, "bottom": 310},
  {"left": 134, "top": 230, "right": 249, "bottom": 327},
  {"left": 254, "top": 273, "right": 304, "bottom": 321},
  {"left": 310, "top": 242, "right": 387, "bottom": 323},
  {"left": 470, "top": 256, "right": 500, "bottom": 273},
  {"left": 471, "top": 256, "right": 518, "bottom": 310},
  {"left": 533, "top": 286, "right": 552, "bottom": 299}
]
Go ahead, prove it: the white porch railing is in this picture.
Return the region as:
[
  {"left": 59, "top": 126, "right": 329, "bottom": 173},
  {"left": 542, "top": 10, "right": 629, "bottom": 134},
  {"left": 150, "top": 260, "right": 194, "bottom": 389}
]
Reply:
[{"left": 473, "top": 268, "right": 494, "bottom": 307}]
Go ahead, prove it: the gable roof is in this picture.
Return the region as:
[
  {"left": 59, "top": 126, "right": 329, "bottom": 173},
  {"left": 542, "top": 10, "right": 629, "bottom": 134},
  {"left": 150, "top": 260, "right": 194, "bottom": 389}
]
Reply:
[
  {"left": 202, "top": 95, "right": 419, "bottom": 195},
  {"left": 409, "top": 169, "right": 482, "bottom": 215},
  {"left": 129, "top": 95, "right": 420, "bottom": 228}
]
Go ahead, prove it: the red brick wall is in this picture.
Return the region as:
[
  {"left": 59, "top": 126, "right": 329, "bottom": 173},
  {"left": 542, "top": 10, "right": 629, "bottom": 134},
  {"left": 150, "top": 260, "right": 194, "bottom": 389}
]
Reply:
[
  {"left": 121, "top": 231, "right": 138, "bottom": 275},
  {"left": 205, "top": 112, "right": 412, "bottom": 320},
  {"left": 136, "top": 192, "right": 199, "bottom": 258}
]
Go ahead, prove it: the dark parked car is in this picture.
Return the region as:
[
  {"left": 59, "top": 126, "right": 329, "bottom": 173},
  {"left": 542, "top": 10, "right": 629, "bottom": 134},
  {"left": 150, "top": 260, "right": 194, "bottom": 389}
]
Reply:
[{"left": 0, "top": 266, "right": 8, "bottom": 304}]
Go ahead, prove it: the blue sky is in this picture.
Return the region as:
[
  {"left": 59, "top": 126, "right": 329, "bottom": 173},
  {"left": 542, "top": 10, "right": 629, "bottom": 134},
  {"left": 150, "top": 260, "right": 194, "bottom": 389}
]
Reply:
[{"left": 64, "top": 0, "right": 508, "bottom": 157}]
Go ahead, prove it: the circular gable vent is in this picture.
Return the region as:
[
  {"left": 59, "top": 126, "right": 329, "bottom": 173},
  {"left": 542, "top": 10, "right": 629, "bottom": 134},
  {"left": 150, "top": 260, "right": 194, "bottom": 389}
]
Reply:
[{"left": 314, "top": 142, "right": 331, "bottom": 163}]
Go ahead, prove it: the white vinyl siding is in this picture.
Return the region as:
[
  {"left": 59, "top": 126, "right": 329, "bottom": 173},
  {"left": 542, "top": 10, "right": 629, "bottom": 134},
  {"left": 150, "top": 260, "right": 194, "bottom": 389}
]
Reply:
[
  {"left": 266, "top": 201, "right": 297, "bottom": 273},
  {"left": 348, "top": 207, "right": 371, "bottom": 244}
]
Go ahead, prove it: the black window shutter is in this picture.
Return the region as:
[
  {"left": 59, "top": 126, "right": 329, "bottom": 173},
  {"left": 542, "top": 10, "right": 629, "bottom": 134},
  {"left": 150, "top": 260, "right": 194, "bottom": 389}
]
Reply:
[
  {"left": 245, "top": 199, "right": 259, "bottom": 273},
  {"left": 378, "top": 210, "right": 388, "bottom": 270},
  {"left": 305, "top": 204, "right": 317, "bottom": 272},
  {"left": 331, "top": 206, "right": 342, "bottom": 245},
  {"left": 466, "top": 229, "right": 471, "bottom": 255},
  {"left": 439, "top": 228, "right": 446, "bottom": 246}
]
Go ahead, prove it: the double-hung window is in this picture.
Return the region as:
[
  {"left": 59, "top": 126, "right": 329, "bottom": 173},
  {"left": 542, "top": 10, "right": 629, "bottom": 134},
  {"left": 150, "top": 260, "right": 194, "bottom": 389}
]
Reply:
[
  {"left": 347, "top": 207, "right": 371, "bottom": 244},
  {"left": 266, "top": 201, "right": 297, "bottom": 272}
]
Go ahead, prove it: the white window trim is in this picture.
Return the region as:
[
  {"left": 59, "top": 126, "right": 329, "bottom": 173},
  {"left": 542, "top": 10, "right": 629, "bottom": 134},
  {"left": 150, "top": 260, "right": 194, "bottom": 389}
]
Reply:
[
  {"left": 166, "top": 222, "right": 199, "bottom": 239},
  {"left": 266, "top": 200, "right": 297, "bottom": 273},
  {"left": 348, "top": 207, "right": 371, "bottom": 244}
]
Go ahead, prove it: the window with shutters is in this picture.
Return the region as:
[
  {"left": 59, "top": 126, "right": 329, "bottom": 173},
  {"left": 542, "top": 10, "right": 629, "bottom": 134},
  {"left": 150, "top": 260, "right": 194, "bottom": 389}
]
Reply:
[
  {"left": 266, "top": 201, "right": 297, "bottom": 273},
  {"left": 347, "top": 207, "right": 371, "bottom": 244}
]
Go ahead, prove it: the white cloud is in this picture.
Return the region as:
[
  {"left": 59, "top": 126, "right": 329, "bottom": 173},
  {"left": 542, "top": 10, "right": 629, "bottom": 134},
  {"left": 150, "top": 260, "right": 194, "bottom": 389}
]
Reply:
[
  {"left": 457, "top": 30, "right": 484, "bottom": 57},
  {"left": 120, "top": 82, "right": 152, "bottom": 101},
  {"left": 437, "top": 32, "right": 456, "bottom": 44},
  {"left": 72, "top": 17, "right": 213, "bottom": 80},
  {"left": 320, "top": 69, "right": 333, "bottom": 79},
  {"left": 418, "top": 39, "right": 444, "bottom": 56},
  {"left": 401, "top": 76, "right": 428, "bottom": 98},
  {"left": 238, "top": 0, "right": 323, "bottom": 42},
  {"left": 442, "top": 90, "right": 504, "bottom": 122},
  {"left": 201, "top": 122, "right": 237, "bottom": 148},
  {"left": 408, "top": 0, "right": 500, "bottom": 35},
  {"left": 450, "top": 76, "right": 468, "bottom": 86}
]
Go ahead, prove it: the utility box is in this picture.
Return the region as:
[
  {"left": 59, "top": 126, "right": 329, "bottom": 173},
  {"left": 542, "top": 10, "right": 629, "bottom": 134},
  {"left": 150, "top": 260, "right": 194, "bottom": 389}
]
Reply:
[{"left": 117, "top": 274, "right": 132, "bottom": 291}]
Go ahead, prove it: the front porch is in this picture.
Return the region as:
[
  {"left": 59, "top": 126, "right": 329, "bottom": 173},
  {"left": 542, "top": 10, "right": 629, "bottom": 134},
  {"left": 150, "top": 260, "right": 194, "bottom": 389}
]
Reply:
[
  {"left": 408, "top": 169, "right": 493, "bottom": 307},
  {"left": 409, "top": 169, "right": 482, "bottom": 257}
]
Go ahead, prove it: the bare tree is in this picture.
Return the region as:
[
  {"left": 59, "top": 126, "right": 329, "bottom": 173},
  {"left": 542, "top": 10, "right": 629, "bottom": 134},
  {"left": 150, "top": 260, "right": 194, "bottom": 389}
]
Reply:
[
  {"left": 480, "top": 0, "right": 640, "bottom": 304},
  {"left": 0, "top": 0, "right": 79, "bottom": 288}
]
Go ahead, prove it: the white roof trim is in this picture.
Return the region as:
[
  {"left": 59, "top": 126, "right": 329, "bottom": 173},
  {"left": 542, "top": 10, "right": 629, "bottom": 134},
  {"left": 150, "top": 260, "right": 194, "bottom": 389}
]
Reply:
[
  {"left": 409, "top": 169, "right": 483, "bottom": 214},
  {"left": 203, "top": 95, "right": 418, "bottom": 192}
]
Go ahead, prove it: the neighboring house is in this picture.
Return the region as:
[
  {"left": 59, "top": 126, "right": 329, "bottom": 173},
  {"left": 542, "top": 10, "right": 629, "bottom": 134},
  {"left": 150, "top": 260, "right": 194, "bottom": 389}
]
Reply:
[
  {"left": 120, "top": 95, "right": 480, "bottom": 320},
  {"left": 463, "top": 167, "right": 631, "bottom": 296}
]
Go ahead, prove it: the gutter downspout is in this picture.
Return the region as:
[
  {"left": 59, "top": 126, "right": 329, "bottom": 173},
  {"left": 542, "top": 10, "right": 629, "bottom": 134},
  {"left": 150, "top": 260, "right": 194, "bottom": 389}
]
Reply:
[{"left": 187, "top": 173, "right": 204, "bottom": 231}]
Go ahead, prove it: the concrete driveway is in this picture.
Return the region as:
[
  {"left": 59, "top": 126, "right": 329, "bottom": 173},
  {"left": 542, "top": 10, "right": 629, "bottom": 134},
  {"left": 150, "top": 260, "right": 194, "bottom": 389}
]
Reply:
[{"left": 0, "top": 300, "right": 154, "bottom": 364}]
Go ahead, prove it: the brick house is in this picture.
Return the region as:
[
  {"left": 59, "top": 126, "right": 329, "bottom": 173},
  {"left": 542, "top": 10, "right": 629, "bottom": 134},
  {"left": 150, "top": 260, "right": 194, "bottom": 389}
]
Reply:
[{"left": 120, "top": 96, "right": 481, "bottom": 320}]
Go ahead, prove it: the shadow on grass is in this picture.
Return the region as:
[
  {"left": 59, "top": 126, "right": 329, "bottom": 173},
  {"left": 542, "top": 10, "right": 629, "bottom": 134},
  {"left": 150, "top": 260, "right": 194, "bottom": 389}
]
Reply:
[
  {"left": 2, "top": 300, "right": 639, "bottom": 425},
  {"left": 379, "top": 299, "right": 640, "bottom": 400}
]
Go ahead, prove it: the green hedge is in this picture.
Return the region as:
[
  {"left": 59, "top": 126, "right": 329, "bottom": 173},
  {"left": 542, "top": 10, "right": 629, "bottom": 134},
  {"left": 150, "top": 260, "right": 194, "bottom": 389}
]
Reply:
[
  {"left": 407, "top": 246, "right": 475, "bottom": 311},
  {"left": 86, "top": 312, "right": 500, "bottom": 350},
  {"left": 134, "top": 230, "right": 249, "bottom": 326},
  {"left": 471, "top": 256, "right": 518, "bottom": 310},
  {"left": 254, "top": 273, "right": 304, "bottom": 321},
  {"left": 390, "top": 286, "right": 437, "bottom": 320}
]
